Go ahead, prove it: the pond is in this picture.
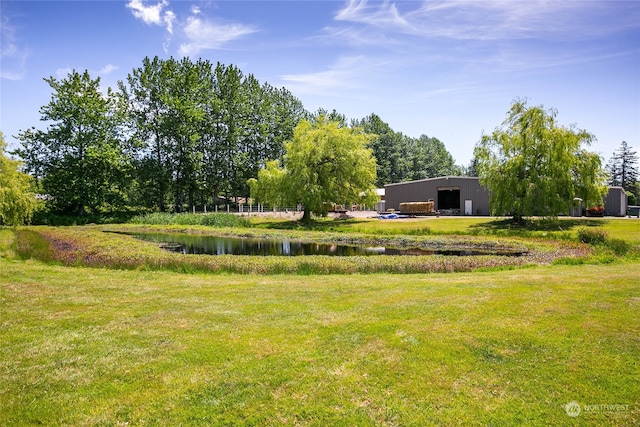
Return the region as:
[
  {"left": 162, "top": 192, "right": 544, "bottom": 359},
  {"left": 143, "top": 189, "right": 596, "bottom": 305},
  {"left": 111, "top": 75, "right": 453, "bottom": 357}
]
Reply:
[{"left": 127, "top": 232, "right": 525, "bottom": 257}]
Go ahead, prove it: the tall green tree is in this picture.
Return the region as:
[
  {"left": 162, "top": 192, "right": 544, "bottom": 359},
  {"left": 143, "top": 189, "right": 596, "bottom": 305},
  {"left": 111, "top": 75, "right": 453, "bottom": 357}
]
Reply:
[
  {"left": 0, "top": 133, "right": 38, "bottom": 226},
  {"left": 121, "top": 57, "right": 213, "bottom": 211},
  {"left": 606, "top": 141, "right": 638, "bottom": 196},
  {"left": 408, "top": 134, "right": 460, "bottom": 180},
  {"left": 234, "top": 78, "right": 305, "bottom": 200},
  {"left": 309, "top": 108, "right": 348, "bottom": 126},
  {"left": 352, "top": 114, "right": 409, "bottom": 186},
  {"left": 462, "top": 156, "right": 479, "bottom": 177},
  {"left": 353, "top": 114, "right": 461, "bottom": 186},
  {"left": 474, "top": 100, "right": 606, "bottom": 221},
  {"left": 249, "top": 118, "right": 377, "bottom": 222},
  {"left": 120, "top": 56, "right": 169, "bottom": 211},
  {"left": 16, "top": 70, "right": 129, "bottom": 215},
  {"left": 162, "top": 58, "right": 212, "bottom": 211},
  {"left": 122, "top": 56, "right": 305, "bottom": 211}
]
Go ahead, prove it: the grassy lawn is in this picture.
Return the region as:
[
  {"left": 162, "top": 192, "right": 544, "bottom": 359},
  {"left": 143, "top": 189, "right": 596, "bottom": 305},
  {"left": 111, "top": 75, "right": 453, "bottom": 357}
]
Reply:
[
  {"left": 1, "top": 219, "right": 639, "bottom": 425},
  {"left": 254, "top": 215, "right": 640, "bottom": 243}
]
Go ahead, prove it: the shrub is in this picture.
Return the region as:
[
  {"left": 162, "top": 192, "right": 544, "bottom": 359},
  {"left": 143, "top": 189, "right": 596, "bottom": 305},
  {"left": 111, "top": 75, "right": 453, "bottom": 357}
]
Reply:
[
  {"left": 606, "top": 238, "right": 630, "bottom": 256},
  {"left": 626, "top": 191, "right": 636, "bottom": 206},
  {"left": 31, "top": 207, "right": 141, "bottom": 225},
  {"left": 129, "top": 212, "right": 249, "bottom": 228},
  {"left": 577, "top": 227, "right": 607, "bottom": 245},
  {"left": 552, "top": 257, "right": 587, "bottom": 265}
]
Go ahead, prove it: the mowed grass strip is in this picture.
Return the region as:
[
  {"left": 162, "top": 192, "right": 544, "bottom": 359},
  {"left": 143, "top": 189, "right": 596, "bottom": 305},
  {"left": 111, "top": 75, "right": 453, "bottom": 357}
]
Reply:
[
  {"left": 1, "top": 260, "right": 638, "bottom": 426},
  {"left": 272, "top": 215, "right": 640, "bottom": 243}
]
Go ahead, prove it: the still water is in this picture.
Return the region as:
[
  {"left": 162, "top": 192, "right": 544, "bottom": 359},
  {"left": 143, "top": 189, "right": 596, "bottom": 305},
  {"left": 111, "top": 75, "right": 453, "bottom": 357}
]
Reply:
[{"left": 130, "top": 233, "right": 522, "bottom": 257}]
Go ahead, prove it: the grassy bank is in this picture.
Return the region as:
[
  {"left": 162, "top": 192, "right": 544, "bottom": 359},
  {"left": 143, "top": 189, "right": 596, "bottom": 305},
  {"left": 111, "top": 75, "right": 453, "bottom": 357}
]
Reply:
[
  {"left": 1, "top": 259, "right": 638, "bottom": 425},
  {"left": 1, "top": 218, "right": 638, "bottom": 425},
  {"left": 11, "top": 225, "right": 591, "bottom": 275}
]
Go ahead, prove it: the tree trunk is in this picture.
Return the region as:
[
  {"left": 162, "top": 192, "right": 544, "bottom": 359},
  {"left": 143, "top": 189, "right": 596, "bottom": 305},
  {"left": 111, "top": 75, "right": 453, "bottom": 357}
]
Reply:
[
  {"left": 301, "top": 208, "right": 312, "bottom": 223},
  {"left": 511, "top": 214, "right": 526, "bottom": 225}
]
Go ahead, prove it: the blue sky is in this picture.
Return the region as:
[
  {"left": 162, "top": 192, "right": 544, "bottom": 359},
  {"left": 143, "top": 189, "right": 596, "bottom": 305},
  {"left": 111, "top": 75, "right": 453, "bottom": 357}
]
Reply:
[{"left": 1, "top": 0, "right": 639, "bottom": 166}]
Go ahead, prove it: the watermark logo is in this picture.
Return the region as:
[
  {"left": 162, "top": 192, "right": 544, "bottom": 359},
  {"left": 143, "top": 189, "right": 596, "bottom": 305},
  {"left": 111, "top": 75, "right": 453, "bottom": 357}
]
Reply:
[
  {"left": 565, "top": 401, "right": 630, "bottom": 417},
  {"left": 565, "top": 401, "right": 581, "bottom": 417}
]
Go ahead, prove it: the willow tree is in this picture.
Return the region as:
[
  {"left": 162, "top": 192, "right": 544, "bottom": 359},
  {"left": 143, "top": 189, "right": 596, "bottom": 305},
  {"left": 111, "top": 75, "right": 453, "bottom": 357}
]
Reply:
[
  {"left": 0, "top": 132, "right": 38, "bottom": 226},
  {"left": 249, "top": 118, "right": 378, "bottom": 222},
  {"left": 474, "top": 100, "right": 606, "bottom": 221}
]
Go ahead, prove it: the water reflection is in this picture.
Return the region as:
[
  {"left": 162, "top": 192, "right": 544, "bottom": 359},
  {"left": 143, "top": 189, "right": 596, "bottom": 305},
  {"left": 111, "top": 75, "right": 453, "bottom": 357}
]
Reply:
[{"left": 129, "top": 233, "right": 524, "bottom": 257}]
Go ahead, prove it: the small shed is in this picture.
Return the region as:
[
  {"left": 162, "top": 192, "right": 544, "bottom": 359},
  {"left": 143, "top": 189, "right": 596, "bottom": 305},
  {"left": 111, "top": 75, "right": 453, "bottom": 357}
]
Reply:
[{"left": 604, "top": 187, "right": 627, "bottom": 217}]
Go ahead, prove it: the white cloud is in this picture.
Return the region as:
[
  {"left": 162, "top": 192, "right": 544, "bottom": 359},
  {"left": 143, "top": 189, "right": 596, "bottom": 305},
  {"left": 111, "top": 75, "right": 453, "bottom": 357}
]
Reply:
[
  {"left": 403, "top": 1, "right": 577, "bottom": 40},
  {"left": 49, "top": 65, "right": 118, "bottom": 81},
  {"left": 1, "top": 15, "right": 29, "bottom": 80},
  {"left": 330, "top": 0, "right": 640, "bottom": 46},
  {"left": 178, "top": 16, "right": 256, "bottom": 56},
  {"left": 281, "top": 67, "right": 350, "bottom": 92},
  {"left": 280, "top": 56, "right": 386, "bottom": 95},
  {"left": 56, "top": 67, "right": 73, "bottom": 79},
  {"left": 164, "top": 10, "right": 176, "bottom": 34},
  {"left": 126, "top": 0, "right": 175, "bottom": 34},
  {"left": 1, "top": 16, "right": 18, "bottom": 57},
  {"left": 1, "top": 71, "right": 25, "bottom": 81},
  {"left": 126, "top": 0, "right": 165, "bottom": 25},
  {"left": 335, "top": 0, "right": 408, "bottom": 29},
  {"left": 97, "top": 64, "right": 119, "bottom": 75},
  {"left": 323, "top": 0, "right": 640, "bottom": 77},
  {"left": 124, "top": 0, "right": 256, "bottom": 55}
]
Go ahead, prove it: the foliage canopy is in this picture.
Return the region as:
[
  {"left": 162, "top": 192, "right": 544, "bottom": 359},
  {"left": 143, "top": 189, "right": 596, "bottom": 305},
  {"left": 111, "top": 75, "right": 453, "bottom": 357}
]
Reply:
[
  {"left": 15, "top": 58, "right": 305, "bottom": 217},
  {"left": 474, "top": 100, "right": 607, "bottom": 220},
  {"left": 353, "top": 113, "right": 460, "bottom": 186},
  {"left": 249, "top": 118, "right": 378, "bottom": 221},
  {"left": 13, "top": 58, "right": 462, "bottom": 221},
  {"left": 15, "top": 70, "right": 129, "bottom": 216},
  {"left": 606, "top": 141, "right": 638, "bottom": 197},
  {"left": 0, "top": 132, "right": 38, "bottom": 226},
  {"left": 119, "top": 56, "right": 305, "bottom": 212}
]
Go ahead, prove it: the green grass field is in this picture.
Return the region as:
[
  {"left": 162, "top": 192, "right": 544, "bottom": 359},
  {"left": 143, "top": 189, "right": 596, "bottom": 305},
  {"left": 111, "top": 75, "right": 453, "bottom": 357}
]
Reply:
[
  {"left": 1, "top": 217, "right": 639, "bottom": 425},
  {"left": 254, "top": 215, "right": 640, "bottom": 243}
]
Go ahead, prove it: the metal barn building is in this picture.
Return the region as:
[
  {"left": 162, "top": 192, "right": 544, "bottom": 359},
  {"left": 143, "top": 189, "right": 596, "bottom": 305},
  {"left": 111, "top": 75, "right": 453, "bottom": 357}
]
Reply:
[
  {"left": 385, "top": 176, "right": 490, "bottom": 215},
  {"left": 385, "top": 177, "right": 627, "bottom": 217}
]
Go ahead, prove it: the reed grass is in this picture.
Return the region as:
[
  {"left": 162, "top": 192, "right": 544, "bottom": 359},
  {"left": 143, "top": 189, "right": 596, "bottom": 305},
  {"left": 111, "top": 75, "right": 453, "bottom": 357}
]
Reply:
[{"left": 129, "top": 212, "right": 250, "bottom": 228}]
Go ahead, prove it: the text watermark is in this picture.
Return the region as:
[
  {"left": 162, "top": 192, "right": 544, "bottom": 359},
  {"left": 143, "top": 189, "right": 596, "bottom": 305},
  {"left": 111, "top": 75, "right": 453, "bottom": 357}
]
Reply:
[{"left": 565, "top": 401, "right": 630, "bottom": 417}]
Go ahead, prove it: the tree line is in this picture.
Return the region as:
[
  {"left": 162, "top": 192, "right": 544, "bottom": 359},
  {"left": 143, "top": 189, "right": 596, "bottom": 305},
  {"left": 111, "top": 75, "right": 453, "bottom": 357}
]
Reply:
[
  {"left": 11, "top": 56, "right": 461, "bottom": 220},
  {"left": 5, "top": 56, "right": 637, "bottom": 225},
  {"left": 15, "top": 57, "right": 306, "bottom": 216}
]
